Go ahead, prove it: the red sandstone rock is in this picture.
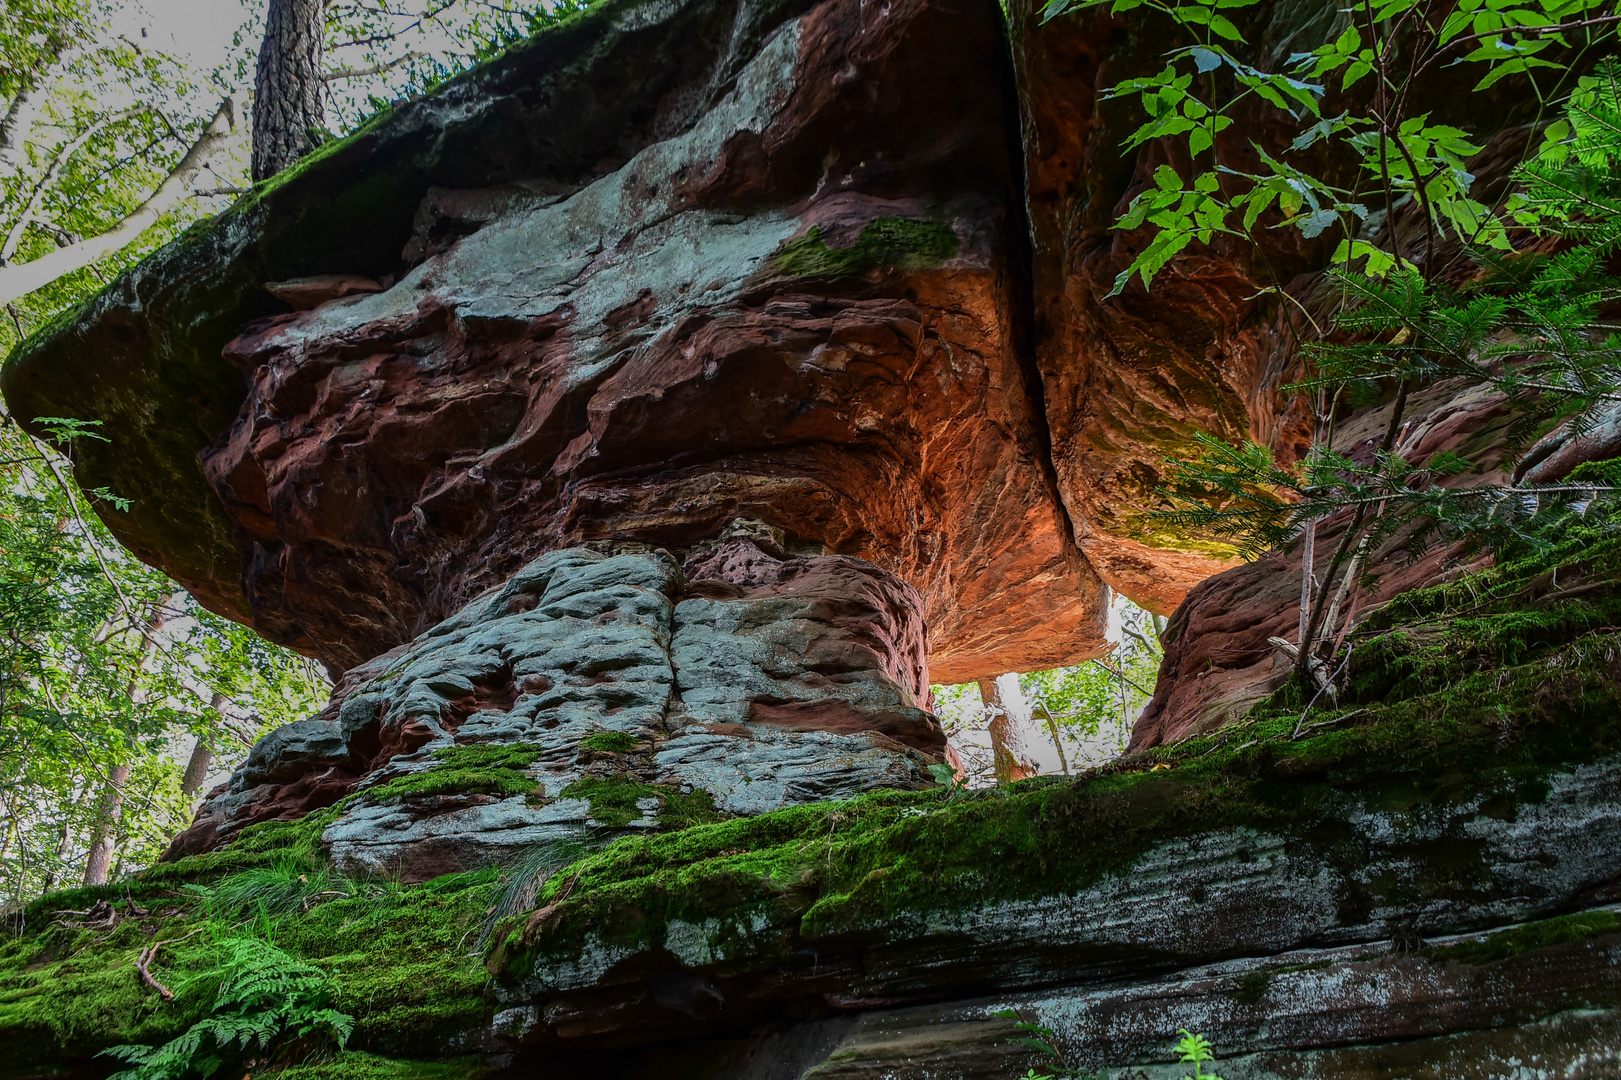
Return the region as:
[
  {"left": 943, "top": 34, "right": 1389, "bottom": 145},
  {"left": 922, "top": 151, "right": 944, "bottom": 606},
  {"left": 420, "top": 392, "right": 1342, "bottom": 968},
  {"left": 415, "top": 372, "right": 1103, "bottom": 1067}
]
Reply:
[
  {"left": 263, "top": 274, "right": 385, "bottom": 309},
  {"left": 1131, "top": 379, "right": 1516, "bottom": 747},
  {"left": 192, "top": 0, "right": 1108, "bottom": 681}
]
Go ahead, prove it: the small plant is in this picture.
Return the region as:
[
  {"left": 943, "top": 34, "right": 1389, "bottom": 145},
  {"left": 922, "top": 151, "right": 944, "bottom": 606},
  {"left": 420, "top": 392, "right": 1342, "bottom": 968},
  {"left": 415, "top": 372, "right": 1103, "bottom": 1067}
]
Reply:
[
  {"left": 1175, "top": 1029, "right": 1225, "bottom": 1080},
  {"left": 578, "top": 730, "right": 641, "bottom": 754},
  {"left": 102, "top": 938, "right": 353, "bottom": 1080},
  {"left": 995, "top": 1010, "right": 1099, "bottom": 1079},
  {"left": 926, "top": 761, "right": 968, "bottom": 798}
]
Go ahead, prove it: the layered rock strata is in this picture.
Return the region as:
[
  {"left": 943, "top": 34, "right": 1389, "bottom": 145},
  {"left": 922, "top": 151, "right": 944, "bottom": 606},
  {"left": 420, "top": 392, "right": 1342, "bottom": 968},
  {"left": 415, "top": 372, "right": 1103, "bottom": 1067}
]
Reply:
[
  {"left": 172, "top": 533, "right": 945, "bottom": 875},
  {"left": 489, "top": 754, "right": 1621, "bottom": 1049}
]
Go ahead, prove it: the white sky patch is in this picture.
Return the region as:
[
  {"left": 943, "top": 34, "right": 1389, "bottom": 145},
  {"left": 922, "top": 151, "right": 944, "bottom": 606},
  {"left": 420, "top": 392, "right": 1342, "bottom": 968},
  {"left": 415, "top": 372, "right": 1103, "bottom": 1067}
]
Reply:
[{"left": 110, "top": 0, "right": 254, "bottom": 74}]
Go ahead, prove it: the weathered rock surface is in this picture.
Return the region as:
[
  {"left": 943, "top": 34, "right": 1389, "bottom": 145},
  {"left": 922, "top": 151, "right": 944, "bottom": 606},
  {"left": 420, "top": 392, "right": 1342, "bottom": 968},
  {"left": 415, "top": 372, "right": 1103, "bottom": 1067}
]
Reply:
[
  {"left": 170, "top": 536, "right": 944, "bottom": 876},
  {"left": 5, "top": 0, "right": 1618, "bottom": 1074},
  {"left": 515, "top": 925, "right": 1621, "bottom": 1078},
  {"left": 491, "top": 754, "right": 1621, "bottom": 1048},
  {"left": 1132, "top": 377, "right": 1519, "bottom": 746},
  {"left": 4, "top": 0, "right": 1110, "bottom": 683}
]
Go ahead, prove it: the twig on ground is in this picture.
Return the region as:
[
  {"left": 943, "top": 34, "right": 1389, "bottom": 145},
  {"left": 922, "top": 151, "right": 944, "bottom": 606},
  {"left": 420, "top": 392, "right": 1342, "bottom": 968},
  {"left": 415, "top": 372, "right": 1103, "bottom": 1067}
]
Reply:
[
  {"left": 136, "top": 926, "right": 205, "bottom": 1001},
  {"left": 1292, "top": 708, "right": 1370, "bottom": 742}
]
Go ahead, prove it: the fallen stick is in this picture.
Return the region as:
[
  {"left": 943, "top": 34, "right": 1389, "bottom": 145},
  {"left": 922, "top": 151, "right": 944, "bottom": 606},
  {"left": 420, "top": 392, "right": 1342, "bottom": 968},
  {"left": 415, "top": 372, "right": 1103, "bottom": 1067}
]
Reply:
[{"left": 136, "top": 927, "right": 205, "bottom": 1001}]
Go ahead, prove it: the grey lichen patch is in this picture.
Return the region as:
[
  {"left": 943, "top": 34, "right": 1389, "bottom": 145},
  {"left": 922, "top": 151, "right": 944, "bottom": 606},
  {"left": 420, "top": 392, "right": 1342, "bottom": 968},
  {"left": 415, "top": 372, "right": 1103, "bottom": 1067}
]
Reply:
[{"left": 776, "top": 217, "right": 959, "bottom": 278}]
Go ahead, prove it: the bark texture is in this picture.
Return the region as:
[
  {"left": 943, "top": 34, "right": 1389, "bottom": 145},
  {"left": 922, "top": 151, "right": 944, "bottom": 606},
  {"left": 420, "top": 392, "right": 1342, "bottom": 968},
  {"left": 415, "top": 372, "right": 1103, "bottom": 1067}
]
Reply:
[
  {"left": 252, "top": 0, "right": 326, "bottom": 182},
  {"left": 977, "top": 674, "right": 1040, "bottom": 784}
]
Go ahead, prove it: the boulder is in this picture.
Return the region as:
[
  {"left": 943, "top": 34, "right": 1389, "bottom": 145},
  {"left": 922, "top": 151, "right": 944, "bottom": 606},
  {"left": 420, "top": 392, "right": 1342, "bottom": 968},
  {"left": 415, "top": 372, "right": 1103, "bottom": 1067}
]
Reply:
[{"left": 168, "top": 540, "right": 945, "bottom": 877}]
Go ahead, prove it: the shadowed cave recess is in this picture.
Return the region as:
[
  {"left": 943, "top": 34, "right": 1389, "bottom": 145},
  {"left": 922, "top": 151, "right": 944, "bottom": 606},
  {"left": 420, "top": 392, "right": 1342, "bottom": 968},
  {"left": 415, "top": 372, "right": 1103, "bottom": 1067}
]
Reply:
[{"left": 5, "top": 0, "right": 1621, "bottom": 1075}]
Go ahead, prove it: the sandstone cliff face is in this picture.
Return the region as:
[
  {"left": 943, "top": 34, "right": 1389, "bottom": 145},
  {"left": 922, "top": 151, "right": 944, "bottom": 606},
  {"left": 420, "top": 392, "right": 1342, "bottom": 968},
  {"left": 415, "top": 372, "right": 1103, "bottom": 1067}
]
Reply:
[
  {"left": 7, "top": 0, "right": 1619, "bottom": 1075},
  {"left": 4, "top": 0, "right": 1112, "bottom": 685},
  {"left": 1, "top": 0, "right": 1398, "bottom": 688}
]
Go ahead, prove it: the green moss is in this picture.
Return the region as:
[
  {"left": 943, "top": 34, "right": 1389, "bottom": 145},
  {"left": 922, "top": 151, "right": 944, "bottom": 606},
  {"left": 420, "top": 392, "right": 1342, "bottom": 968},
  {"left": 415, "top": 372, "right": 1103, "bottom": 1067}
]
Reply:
[
  {"left": 578, "top": 731, "right": 641, "bottom": 754},
  {"left": 1214, "top": 507, "right": 1621, "bottom": 730},
  {"left": 495, "top": 609, "right": 1621, "bottom": 978},
  {"left": 0, "top": 864, "right": 502, "bottom": 1068},
  {"left": 0, "top": 900, "right": 216, "bottom": 1068},
  {"left": 1232, "top": 970, "right": 1271, "bottom": 1005},
  {"left": 270, "top": 870, "right": 500, "bottom": 1053},
  {"left": 1425, "top": 909, "right": 1621, "bottom": 966},
  {"left": 365, "top": 744, "right": 545, "bottom": 803},
  {"left": 275, "top": 1052, "right": 496, "bottom": 1080},
  {"left": 776, "top": 217, "right": 959, "bottom": 279},
  {"left": 558, "top": 776, "right": 723, "bottom": 830}
]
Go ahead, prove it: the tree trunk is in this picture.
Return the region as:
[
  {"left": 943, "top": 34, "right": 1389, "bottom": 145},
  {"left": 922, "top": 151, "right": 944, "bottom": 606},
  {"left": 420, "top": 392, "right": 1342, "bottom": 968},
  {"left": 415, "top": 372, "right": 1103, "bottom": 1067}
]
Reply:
[
  {"left": 0, "top": 37, "right": 69, "bottom": 179},
  {"left": 80, "top": 762, "right": 130, "bottom": 887},
  {"left": 82, "top": 593, "right": 179, "bottom": 887},
  {"left": 978, "top": 674, "right": 1040, "bottom": 785},
  {"left": 180, "top": 693, "right": 228, "bottom": 798},
  {"left": 252, "top": 0, "right": 327, "bottom": 181}
]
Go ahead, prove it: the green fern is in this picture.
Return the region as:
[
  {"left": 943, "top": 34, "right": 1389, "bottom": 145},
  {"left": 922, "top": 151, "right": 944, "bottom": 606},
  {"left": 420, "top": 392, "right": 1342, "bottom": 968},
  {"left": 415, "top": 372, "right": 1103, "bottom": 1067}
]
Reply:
[{"left": 102, "top": 938, "right": 353, "bottom": 1080}]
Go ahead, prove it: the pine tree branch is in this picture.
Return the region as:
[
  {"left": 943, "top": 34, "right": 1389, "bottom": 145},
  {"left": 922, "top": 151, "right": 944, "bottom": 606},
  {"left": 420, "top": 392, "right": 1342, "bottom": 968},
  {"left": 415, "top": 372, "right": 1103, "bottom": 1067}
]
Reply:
[{"left": 323, "top": 52, "right": 423, "bottom": 80}]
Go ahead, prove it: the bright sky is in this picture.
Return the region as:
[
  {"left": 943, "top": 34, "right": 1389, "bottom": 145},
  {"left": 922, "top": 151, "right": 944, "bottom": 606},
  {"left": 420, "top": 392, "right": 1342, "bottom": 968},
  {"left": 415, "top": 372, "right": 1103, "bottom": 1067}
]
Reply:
[{"left": 112, "top": 0, "right": 255, "bottom": 75}]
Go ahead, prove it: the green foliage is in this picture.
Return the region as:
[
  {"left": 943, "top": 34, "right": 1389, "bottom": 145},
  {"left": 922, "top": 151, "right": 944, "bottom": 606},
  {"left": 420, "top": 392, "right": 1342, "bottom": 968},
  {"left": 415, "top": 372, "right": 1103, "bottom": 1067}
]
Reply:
[
  {"left": 0, "top": 0, "right": 247, "bottom": 352},
  {"left": 558, "top": 776, "right": 724, "bottom": 830},
  {"left": 1175, "top": 1029, "right": 1224, "bottom": 1080},
  {"left": 273, "top": 1052, "right": 496, "bottom": 1080},
  {"left": 1338, "top": 501, "right": 1621, "bottom": 706},
  {"left": 1425, "top": 909, "right": 1621, "bottom": 966},
  {"left": 1112, "top": 39, "right": 1621, "bottom": 700},
  {"left": 102, "top": 938, "right": 352, "bottom": 1080},
  {"left": 934, "top": 601, "right": 1164, "bottom": 783},
  {"left": 364, "top": 744, "right": 545, "bottom": 803},
  {"left": 995, "top": 1009, "right": 1097, "bottom": 1079},
  {"left": 578, "top": 731, "right": 641, "bottom": 754},
  {"left": 776, "top": 217, "right": 960, "bottom": 278},
  {"left": 0, "top": 854, "right": 503, "bottom": 1068},
  {"left": 1039, "top": 0, "right": 1619, "bottom": 293},
  {"left": 1151, "top": 54, "right": 1621, "bottom": 568},
  {"left": 0, "top": 409, "right": 328, "bottom": 904},
  {"left": 190, "top": 853, "right": 398, "bottom": 923},
  {"left": 138, "top": 810, "right": 338, "bottom": 891}
]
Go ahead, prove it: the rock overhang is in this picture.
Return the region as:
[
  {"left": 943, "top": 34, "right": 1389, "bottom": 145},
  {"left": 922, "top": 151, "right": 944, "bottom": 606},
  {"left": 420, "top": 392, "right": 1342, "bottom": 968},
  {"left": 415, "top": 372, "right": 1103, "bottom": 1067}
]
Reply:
[{"left": 2, "top": 0, "right": 1114, "bottom": 683}]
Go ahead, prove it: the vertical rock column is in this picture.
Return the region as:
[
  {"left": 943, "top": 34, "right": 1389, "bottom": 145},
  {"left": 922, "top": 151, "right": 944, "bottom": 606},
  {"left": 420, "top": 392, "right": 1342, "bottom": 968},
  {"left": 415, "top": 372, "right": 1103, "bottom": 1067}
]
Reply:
[{"left": 168, "top": 524, "right": 945, "bottom": 880}]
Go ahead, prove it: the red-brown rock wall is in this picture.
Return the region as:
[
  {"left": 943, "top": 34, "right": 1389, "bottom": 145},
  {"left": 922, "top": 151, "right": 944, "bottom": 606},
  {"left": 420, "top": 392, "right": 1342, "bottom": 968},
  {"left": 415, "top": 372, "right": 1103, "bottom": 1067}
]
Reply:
[{"left": 195, "top": 0, "right": 1106, "bottom": 682}]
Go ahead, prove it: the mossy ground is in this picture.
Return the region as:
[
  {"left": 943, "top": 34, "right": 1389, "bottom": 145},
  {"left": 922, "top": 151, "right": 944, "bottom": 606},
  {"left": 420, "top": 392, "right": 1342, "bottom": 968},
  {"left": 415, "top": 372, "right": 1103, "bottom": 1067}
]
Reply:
[
  {"left": 0, "top": 812, "right": 502, "bottom": 1073},
  {"left": 578, "top": 731, "right": 641, "bottom": 754},
  {"left": 275, "top": 1051, "right": 495, "bottom": 1080},
  {"left": 7, "top": 513, "right": 1621, "bottom": 1070},
  {"left": 491, "top": 510, "right": 1621, "bottom": 976},
  {"left": 560, "top": 776, "right": 724, "bottom": 830},
  {"left": 1425, "top": 908, "right": 1621, "bottom": 966}
]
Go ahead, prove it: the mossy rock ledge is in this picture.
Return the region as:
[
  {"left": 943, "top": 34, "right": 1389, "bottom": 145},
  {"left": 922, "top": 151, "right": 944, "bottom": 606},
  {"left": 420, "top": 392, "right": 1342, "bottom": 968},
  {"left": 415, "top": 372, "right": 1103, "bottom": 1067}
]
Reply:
[{"left": 9, "top": 541, "right": 1621, "bottom": 1077}]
